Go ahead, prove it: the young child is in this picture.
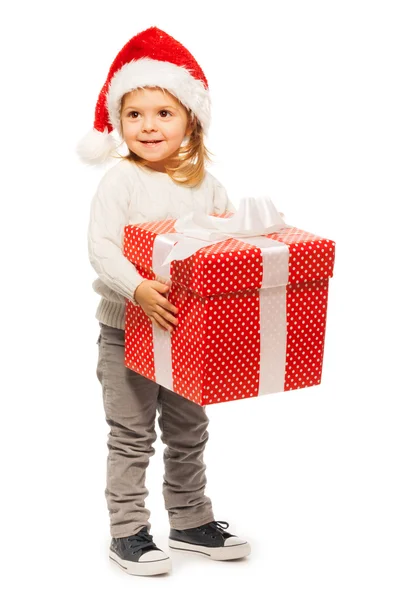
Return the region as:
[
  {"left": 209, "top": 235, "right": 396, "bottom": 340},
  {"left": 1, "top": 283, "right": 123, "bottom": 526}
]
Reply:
[{"left": 77, "top": 26, "right": 251, "bottom": 577}]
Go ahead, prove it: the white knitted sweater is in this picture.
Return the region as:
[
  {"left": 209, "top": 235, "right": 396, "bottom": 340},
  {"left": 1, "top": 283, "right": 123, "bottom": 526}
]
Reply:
[{"left": 88, "top": 159, "right": 236, "bottom": 330}]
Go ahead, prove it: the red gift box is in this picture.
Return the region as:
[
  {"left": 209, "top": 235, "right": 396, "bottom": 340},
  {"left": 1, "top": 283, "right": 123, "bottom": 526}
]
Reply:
[{"left": 123, "top": 213, "right": 335, "bottom": 406}]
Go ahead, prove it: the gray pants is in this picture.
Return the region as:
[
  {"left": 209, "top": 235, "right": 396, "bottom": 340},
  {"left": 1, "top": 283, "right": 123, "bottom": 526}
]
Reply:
[{"left": 96, "top": 323, "right": 215, "bottom": 538}]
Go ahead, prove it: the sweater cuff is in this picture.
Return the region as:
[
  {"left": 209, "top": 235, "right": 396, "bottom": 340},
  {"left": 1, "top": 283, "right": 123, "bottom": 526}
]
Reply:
[{"left": 128, "top": 277, "right": 145, "bottom": 307}]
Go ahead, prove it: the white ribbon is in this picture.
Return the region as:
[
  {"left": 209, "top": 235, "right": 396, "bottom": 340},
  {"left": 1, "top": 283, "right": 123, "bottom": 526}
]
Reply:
[
  {"left": 162, "top": 196, "right": 288, "bottom": 264},
  {"left": 150, "top": 196, "right": 290, "bottom": 398}
]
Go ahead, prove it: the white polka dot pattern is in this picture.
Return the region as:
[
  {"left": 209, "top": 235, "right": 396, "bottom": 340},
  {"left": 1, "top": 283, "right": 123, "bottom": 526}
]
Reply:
[{"left": 123, "top": 213, "right": 336, "bottom": 406}]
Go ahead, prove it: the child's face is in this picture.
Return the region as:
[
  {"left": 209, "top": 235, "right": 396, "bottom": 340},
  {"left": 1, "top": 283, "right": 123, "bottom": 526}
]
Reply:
[{"left": 120, "top": 87, "right": 191, "bottom": 172}]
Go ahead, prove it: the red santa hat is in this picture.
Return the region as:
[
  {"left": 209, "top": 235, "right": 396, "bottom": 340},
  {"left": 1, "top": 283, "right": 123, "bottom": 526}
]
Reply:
[{"left": 77, "top": 26, "right": 211, "bottom": 165}]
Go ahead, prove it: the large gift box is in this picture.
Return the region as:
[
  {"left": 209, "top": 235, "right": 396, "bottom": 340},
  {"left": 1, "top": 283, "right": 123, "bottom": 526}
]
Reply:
[{"left": 123, "top": 198, "right": 336, "bottom": 406}]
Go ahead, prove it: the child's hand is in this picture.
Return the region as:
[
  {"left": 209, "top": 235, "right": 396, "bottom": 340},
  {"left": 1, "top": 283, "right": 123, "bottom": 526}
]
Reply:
[{"left": 134, "top": 277, "right": 179, "bottom": 333}]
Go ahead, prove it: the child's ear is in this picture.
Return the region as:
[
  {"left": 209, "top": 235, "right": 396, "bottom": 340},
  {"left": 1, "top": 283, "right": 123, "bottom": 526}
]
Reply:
[{"left": 185, "top": 114, "right": 196, "bottom": 137}]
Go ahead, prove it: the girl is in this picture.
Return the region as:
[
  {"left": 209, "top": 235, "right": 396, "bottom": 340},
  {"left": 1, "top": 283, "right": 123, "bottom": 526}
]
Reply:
[{"left": 77, "top": 26, "right": 251, "bottom": 577}]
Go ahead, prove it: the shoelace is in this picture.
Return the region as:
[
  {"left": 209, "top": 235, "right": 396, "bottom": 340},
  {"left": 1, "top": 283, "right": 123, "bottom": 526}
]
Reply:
[
  {"left": 127, "top": 529, "right": 157, "bottom": 552},
  {"left": 196, "top": 520, "right": 229, "bottom": 538}
]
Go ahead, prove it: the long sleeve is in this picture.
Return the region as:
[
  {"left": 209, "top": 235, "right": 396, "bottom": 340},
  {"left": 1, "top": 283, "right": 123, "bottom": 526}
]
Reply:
[
  {"left": 88, "top": 167, "right": 144, "bottom": 305},
  {"left": 210, "top": 175, "right": 237, "bottom": 214}
]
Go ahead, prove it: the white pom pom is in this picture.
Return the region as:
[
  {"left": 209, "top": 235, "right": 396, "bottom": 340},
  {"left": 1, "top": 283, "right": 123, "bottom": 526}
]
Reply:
[{"left": 76, "top": 128, "right": 118, "bottom": 165}]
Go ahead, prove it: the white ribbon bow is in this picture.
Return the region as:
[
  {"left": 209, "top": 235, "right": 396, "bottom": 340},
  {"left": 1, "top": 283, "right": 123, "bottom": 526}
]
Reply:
[{"left": 162, "top": 196, "right": 287, "bottom": 265}]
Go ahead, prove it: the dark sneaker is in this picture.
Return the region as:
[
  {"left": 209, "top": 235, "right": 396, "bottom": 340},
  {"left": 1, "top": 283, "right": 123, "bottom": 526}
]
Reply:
[
  {"left": 109, "top": 526, "right": 172, "bottom": 576},
  {"left": 169, "top": 520, "right": 251, "bottom": 561}
]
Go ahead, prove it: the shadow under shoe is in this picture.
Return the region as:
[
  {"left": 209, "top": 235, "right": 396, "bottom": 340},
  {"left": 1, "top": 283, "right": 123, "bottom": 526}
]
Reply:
[
  {"left": 169, "top": 520, "right": 251, "bottom": 561},
  {"left": 109, "top": 526, "right": 172, "bottom": 576}
]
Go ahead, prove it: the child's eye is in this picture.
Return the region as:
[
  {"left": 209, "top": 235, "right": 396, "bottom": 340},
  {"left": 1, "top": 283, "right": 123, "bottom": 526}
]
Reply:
[{"left": 127, "top": 110, "right": 172, "bottom": 118}]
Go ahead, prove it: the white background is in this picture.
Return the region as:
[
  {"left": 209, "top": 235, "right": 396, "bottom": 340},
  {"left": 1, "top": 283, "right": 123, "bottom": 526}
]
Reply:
[{"left": 1, "top": 0, "right": 413, "bottom": 598}]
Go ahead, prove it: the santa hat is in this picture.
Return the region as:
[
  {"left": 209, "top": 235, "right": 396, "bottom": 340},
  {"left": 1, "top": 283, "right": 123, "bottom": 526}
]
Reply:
[{"left": 77, "top": 26, "right": 211, "bottom": 165}]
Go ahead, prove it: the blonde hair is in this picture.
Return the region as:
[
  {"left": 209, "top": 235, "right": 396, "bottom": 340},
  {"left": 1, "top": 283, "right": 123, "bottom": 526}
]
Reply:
[{"left": 116, "top": 88, "right": 214, "bottom": 187}]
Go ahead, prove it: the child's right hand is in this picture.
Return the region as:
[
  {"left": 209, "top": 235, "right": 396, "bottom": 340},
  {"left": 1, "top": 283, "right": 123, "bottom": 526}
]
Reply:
[{"left": 134, "top": 279, "right": 179, "bottom": 333}]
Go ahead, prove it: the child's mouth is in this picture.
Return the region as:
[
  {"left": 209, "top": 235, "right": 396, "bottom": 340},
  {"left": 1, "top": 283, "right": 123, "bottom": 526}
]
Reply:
[{"left": 141, "top": 141, "right": 163, "bottom": 146}]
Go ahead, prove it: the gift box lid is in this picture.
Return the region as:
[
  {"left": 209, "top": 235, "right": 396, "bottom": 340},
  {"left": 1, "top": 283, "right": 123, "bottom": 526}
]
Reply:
[{"left": 124, "top": 212, "right": 336, "bottom": 297}]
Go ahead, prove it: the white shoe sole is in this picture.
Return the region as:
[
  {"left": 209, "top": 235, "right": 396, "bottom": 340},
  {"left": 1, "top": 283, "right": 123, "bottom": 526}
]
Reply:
[
  {"left": 109, "top": 550, "right": 172, "bottom": 576},
  {"left": 169, "top": 539, "right": 251, "bottom": 560}
]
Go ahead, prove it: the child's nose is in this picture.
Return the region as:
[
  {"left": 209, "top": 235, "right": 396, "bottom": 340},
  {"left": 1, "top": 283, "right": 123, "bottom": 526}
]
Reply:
[{"left": 142, "top": 117, "right": 157, "bottom": 132}]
